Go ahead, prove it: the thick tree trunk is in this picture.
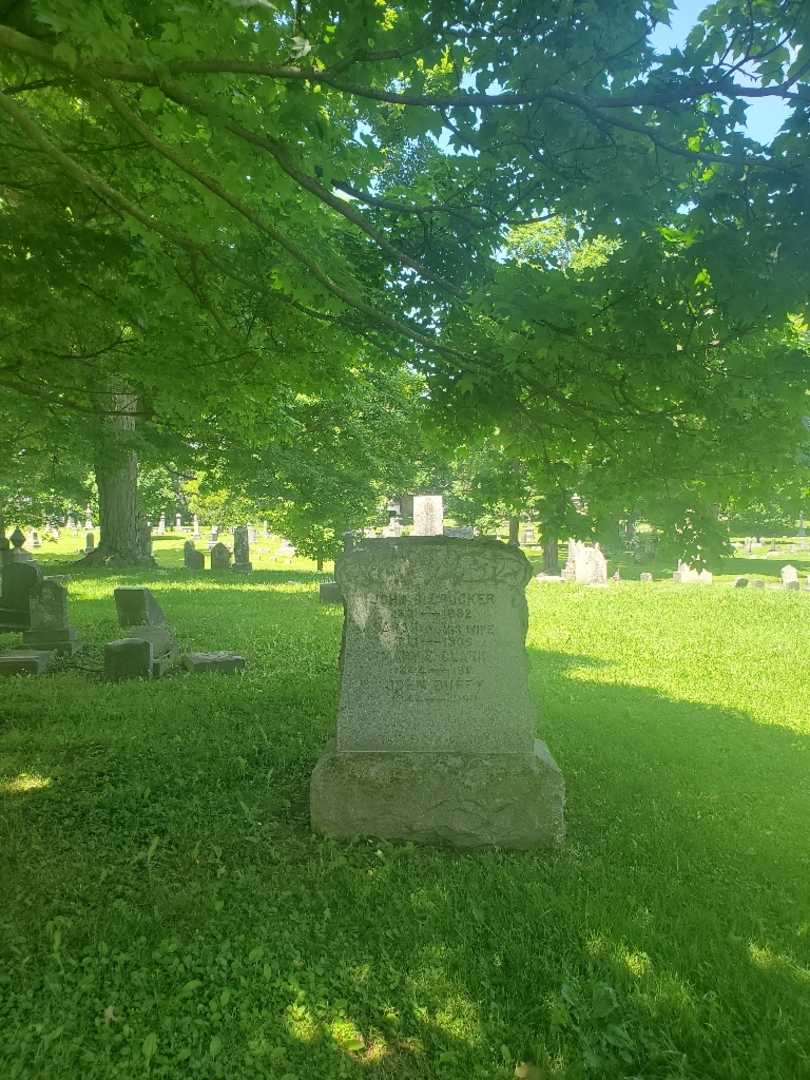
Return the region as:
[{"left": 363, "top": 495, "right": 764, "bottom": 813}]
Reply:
[
  {"left": 542, "top": 531, "right": 560, "bottom": 574},
  {"left": 77, "top": 390, "right": 152, "bottom": 566},
  {"left": 508, "top": 516, "right": 520, "bottom": 545},
  {"left": 317, "top": 557, "right": 324, "bottom": 572}
]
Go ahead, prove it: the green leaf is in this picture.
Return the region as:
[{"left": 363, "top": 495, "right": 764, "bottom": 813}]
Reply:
[{"left": 142, "top": 1032, "right": 158, "bottom": 1063}]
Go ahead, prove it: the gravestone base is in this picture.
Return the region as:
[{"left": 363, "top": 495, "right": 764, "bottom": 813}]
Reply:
[
  {"left": 0, "top": 649, "right": 54, "bottom": 676},
  {"left": 311, "top": 739, "right": 564, "bottom": 850},
  {"left": 22, "top": 627, "right": 80, "bottom": 656}
]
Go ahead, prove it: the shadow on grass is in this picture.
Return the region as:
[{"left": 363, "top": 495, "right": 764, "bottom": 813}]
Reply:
[{"left": 2, "top": 641, "right": 809, "bottom": 1078}]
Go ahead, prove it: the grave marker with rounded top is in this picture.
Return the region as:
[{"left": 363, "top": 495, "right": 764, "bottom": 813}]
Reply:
[{"left": 310, "top": 536, "right": 564, "bottom": 849}]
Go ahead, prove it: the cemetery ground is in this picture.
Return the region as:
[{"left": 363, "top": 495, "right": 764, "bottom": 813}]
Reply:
[{"left": 1, "top": 537, "right": 809, "bottom": 1080}]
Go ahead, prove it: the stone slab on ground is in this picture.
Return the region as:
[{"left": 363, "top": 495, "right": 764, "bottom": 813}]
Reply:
[
  {"left": 182, "top": 651, "right": 246, "bottom": 674},
  {"left": 0, "top": 649, "right": 53, "bottom": 676},
  {"left": 311, "top": 738, "right": 564, "bottom": 849},
  {"left": 319, "top": 581, "right": 343, "bottom": 604}
]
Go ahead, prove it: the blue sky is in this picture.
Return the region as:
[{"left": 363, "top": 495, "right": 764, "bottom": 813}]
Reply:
[{"left": 650, "top": 0, "right": 791, "bottom": 143}]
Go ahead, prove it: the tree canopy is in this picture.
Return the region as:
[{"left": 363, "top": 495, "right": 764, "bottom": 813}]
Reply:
[{"left": 1, "top": 0, "right": 808, "bottom": 555}]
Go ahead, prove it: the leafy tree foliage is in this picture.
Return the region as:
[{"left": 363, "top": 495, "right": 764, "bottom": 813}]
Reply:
[{"left": 1, "top": 1, "right": 808, "bottom": 558}]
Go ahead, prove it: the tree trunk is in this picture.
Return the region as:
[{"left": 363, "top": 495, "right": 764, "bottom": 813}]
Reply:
[
  {"left": 508, "top": 516, "right": 520, "bottom": 545},
  {"left": 317, "top": 557, "right": 324, "bottom": 572},
  {"left": 542, "top": 530, "right": 560, "bottom": 574},
  {"left": 77, "top": 389, "right": 152, "bottom": 566}
]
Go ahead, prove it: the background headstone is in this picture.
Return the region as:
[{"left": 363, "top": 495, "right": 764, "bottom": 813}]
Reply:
[
  {"left": 192, "top": 514, "right": 201, "bottom": 538},
  {"left": 157, "top": 513, "right": 166, "bottom": 536},
  {"left": 311, "top": 537, "right": 564, "bottom": 849},
  {"left": 210, "top": 542, "right": 232, "bottom": 570},
  {"left": 233, "top": 526, "right": 252, "bottom": 572},
  {"left": 574, "top": 544, "right": 608, "bottom": 586},
  {"left": 84, "top": 531, "right": 95, "bottom": 554},
  {"left": 411, "top": 495, "right": 444, "bottom": 536},
  {"left": 781, "top": 565, "right": 799, "bottom": 589},
  {"left": 23, "top": 577, "right": 80, "bottom": 655}
]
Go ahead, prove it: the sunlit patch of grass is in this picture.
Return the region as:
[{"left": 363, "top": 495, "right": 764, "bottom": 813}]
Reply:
[{"left": 1, "top": 771, "right": 52, "bottom": 794}]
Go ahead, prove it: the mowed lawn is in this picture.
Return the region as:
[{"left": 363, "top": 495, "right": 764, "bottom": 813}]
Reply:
[{"left": 1, "top": 538, "right": 809, "bottom": 1080}]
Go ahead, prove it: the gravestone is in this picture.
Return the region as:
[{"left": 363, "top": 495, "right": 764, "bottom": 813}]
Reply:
[
  {"left": 157, "top": 513, "right": 166, "bottom": 536},
  {"left": 84, "top": 506, "right": 93, "bottom": 530},
  {"left": 522, "top": 525, "right": 536, "bottom": 545},
  {"left": 411, "top": 495, "right": 444, "bottom": 536},
  {"left": 183, "top": 540, "right": 205, "bottom": 570},
  {"left": 733, "top": 576, "right": 749, "bottom": 588},
  {"left": 175, "top": 513, "right": 182, "bottom": 531},
  {"left": 310, "top": 537, "right": 564, "bottom": 849},
  {"left": 210, "top": 542, "right": 232, "bottom": 570},
  {"left": 106, "top": 586, "right": 178, "bottom": 678},
  {"left": 744, "top": 537, "right": 754, "bottom": 555},
  {"left": 674, "top": 562, "right": 713, "bottom": 584},
  {"left": 574, "top": 543, "right": 608, "bottom": 586},
  {"left": 640, "top": 572, "right": 653, "bottom": 583},
  {"left": 0, "top": 560, "right": 42, "bottom": 631},
  {"left": 192, "top": 514, "right": 201, "bottom": 539},
  {"left": 319, "top": 581, "right": 343, "bottom": 604},
  {"left": 262, "top": 520, "right": 269, "bottom": 539},
  {"left": 104, "top": 638, "right": 154, "bottom": 681},
  {"left": 443, "top": 526, "right": 475, "bottom": 539},
  {"left": 208, "top": 525, "right": 219, "bottom": 549},
  {"left": 276, "top": 538, "right": 295, "bottom": 557},
  {"left": 248, "top": 525, "right": 257, "bottom": 544},
  {"left": 115, "top": 586, "right": 167, "bottom": 627},
  {"left": 31, "top": 530, "right": 41, "bottom": 549},
  {"left": 751, "top": 579, "right": 765, "bottom": 589},
  {"left": 781, "top": 565, "right": 799, "bottom": 590},
  {"left": 85, "top": 531, "right": 95, "bottom": 553},
  {"left": 23, "top": 578, "right": 80, "bottom": 655},
  {"left": 67, "top": 515, "right": 77, "bottom": 533},
  {"left": 233, "top": 526, "right": 253, "bottom": 572},
  {"left": 382, "top": 518, "right": 403, "bottom": 538},
  {"left": 8, "top": 527, "right": 33, "bottom": 563}
]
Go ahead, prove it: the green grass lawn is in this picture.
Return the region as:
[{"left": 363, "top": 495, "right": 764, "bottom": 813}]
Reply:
[{"left": 1, "top": 536, "right": 809, "bottom": 1079}]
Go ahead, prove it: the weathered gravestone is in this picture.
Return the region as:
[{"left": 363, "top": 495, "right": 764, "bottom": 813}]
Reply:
[
  {"left": 443, "top": 525, "right": 475, "bottom": 539},
  {"left": 310, "top": 537, "right": 565, "bottom": 849},
  {"left": 104, "top": 587, "right": 178, "bottom": 679},
  {"left": 157, "top": 513, "right": 166, "bottom": 535},
  {"left": 192, "top": 514, "right": 201, "bottom": 539},
  {"left": 233, "top": 526, "right": 252, "bottom": 573},
  {"left": 781, "top": 565, "right": 800, "bottom": 590},
  {"left": 23, "top": 577, "right": 80, "bottom": 655},
  {"left": 30, "top": 530, "right": 41, "bottom": 549},
  {"left": 674, "top": 562, "right": 713, "bottom": 584},
  {"left": 84, "top": 531, "right": 95, "bottom": 554},
  {"left": 183, "top": 540, "right": 205, "bottom": 570},
  {"left": 319, "top": 581, "right": 343, "bottom": 604},
  {"left": 411, "top": 495, "right": 444, "bottom": 536},
  {"left": 640, "top": 572, "right": 653, "bottom": 583},
  {"left": 574, "top": 543, "right": 608, "bottom": 586},
  {"left": 733, "top": 576, "right": 749, "bottom": 588},
  {"left": 751, "top": 579, "right": 766, "bottom": 589},
  {"left": 210, "top": 542, "right": 232, "bottom": 571},
  {"left": 175, "top": 513, "right": 183, "bottom": 531},
  {"left": 0, "top": 560, "right": 42, "bottom": 631}
]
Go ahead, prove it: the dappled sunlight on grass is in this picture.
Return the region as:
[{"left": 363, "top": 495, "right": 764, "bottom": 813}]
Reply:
[
  {"left": 749, "top": 942, "right": 810, "bottom": 984},
  {"left": 1, "top": 559, "right": 809, "bottom": 1078},
  {"left": 1, "top": 771, "right": 52, "bottom": 794}
]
